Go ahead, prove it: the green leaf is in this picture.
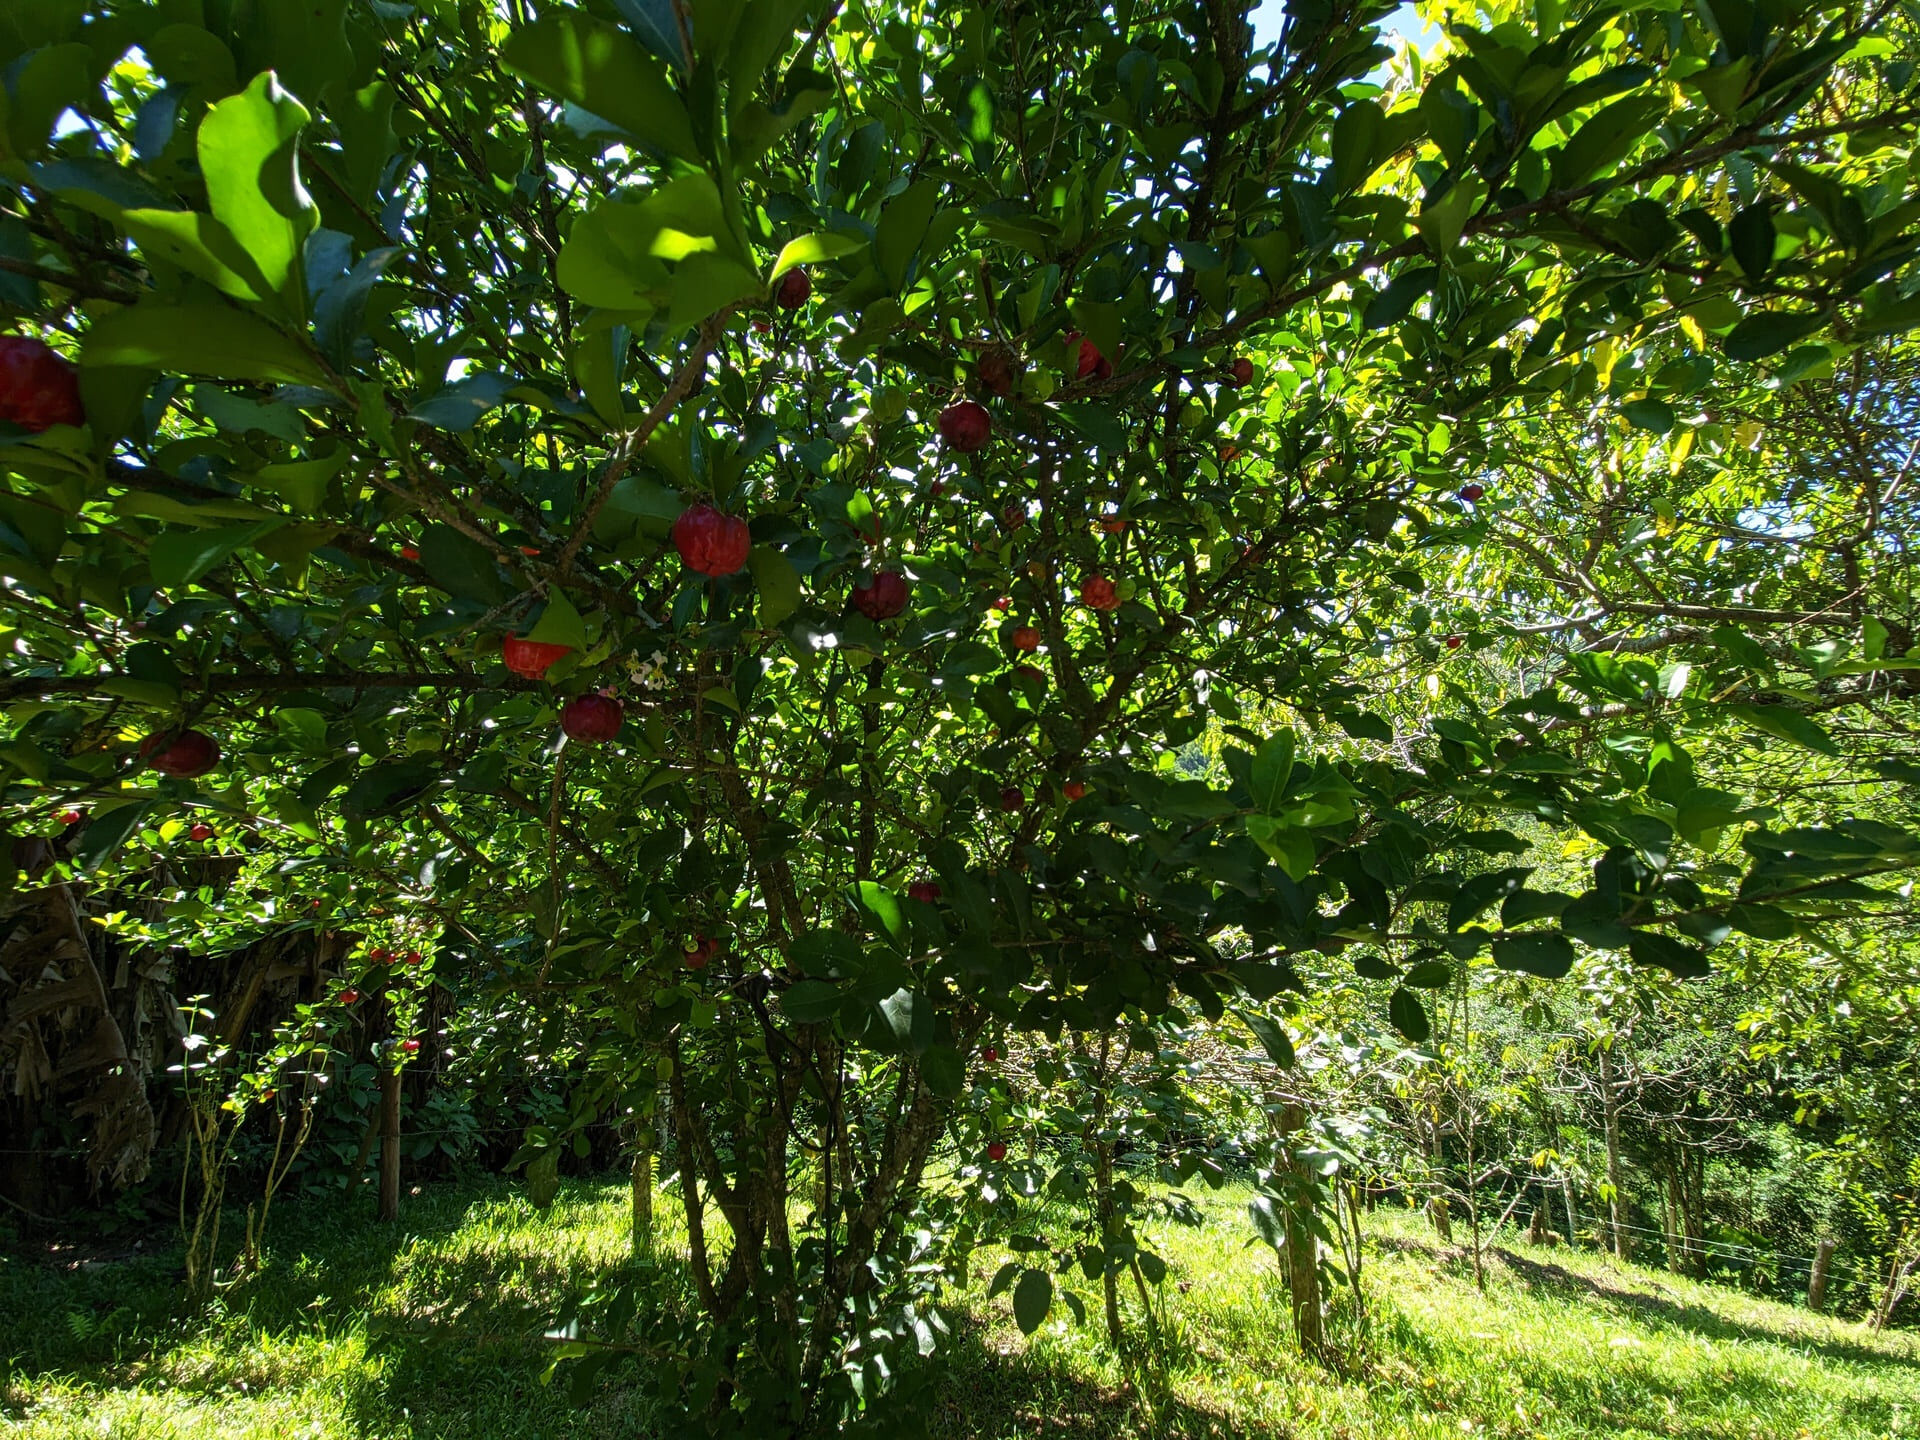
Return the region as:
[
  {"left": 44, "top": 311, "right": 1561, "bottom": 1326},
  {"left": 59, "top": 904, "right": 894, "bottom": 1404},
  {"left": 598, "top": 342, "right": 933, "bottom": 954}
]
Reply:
[
  {"left": 502, "top": 11, "right": 700, "bottom": 163},
  {"left": 119, "top": 209, "right": 272, "bottom": 304},
  {"left": 748, "top": 547, "right": 801, "bottom": 628},
  {"left": 780, "top": 978, "right": 842, "bottom": 1023},
  {"left": 73, "top": 802, "right": 153, "bottom": 872},
  {"left": 1723, "top": 311, "right": 1824, "bottom": 362},
  {"left": 249, "top": 453, "right": 344, "bottom": 514},
  {"left": 198, "top": 73, "right": 319, "bottom": 320},
  {"left": 1727, "top": 704, "right": 1839, "bottom": 757},
  {"left": 854, "top": 880, "right": 905, "bottom": 948},
  {"left": 558, "top": 179, "right": 757, "bottom": 320},
  {"left": 609, "top": 0, "right": 690, "bottom": 72},
  {"left": 1491, "top": 933, "right": 1575, "bottom": 978},
  {"left": 419, "top": 523, "right": 509, "bottom": 605},
  {"left": 770, "top": 230, "right": 865, "bottom": 281},
  {"left": 874, "top": 179, "right": 942, "bottom": 293},
  {"left": 150, "top": 519, "right": 287, "bottom": 587},
  {"left": 1628, "top": 931, "right": 1711, "bottom": 979},
  {"left": 1388, "top": 987, "right": 1430, "bottom": 1042},
  {"left": 919, "top": 1042, "right": 964, "bottom": 1098},
  {"left": 81, "top": 302, "right": 328, "bottom": 387},
  {"left": 1620, "top": 397, "right": 1675, "bottom": 433},
  {"left": 1246, "top": 815, "right": 1314, "bottom": 881},
  {"left": 1240, "top": 1011, "right": 1295, "bottom": 1068},
  {"left": 1012, "top": 1269, "right": 1053, "bottom": 1336},
  {"left": 1249, "top": 729, "right": 1295, "bottom": 812},
  {"left": 409, "top": 372, "right": 517, "bottom": 431},
  {"left": 1363, "top": 266, "right": 1437, "bottom": 329},
  {"left": 340, "top": 759, "right": 438, "bottom": 819},
  {"left": 525, "top": 588, "right": 588, "bottom": 649},
  {"left": 1402, "top": 960, "right": 1452, "bottom": 988}
]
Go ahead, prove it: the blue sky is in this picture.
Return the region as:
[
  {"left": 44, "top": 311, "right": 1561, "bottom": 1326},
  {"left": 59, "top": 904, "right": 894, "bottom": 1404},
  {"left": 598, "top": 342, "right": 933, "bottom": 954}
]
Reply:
[{"left": 1250, "top": 0, "right": 1442, "bottom": 51}]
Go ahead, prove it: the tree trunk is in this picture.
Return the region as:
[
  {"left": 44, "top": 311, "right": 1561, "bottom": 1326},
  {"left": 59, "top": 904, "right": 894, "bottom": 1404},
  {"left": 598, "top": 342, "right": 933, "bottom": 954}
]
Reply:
[
  {"left": 1563, "top": 1175, "right": 1578, "bottom": 1247},
  {"left": 1661, "top": 1161, "right": 1682, "bottom": 1274},
  {"left": 1427, "top": 1195, "right": 1452, "bottom": 1243},
  {"left": 378, "top": 1064, "right": 401, "bottom": 1223},
  {"left": 1278, "top": 1103, "right": 1323, "bottom": 1355},
  {"left": 631, "top": 1124, "right": 654, "bottom": 1258},
  {"left": 1597, "top": 1044, "right": 1631, "bottom": 1261},
  {"left": 1807, "top": 1238, "right": 1836, "bottom": 1313}
]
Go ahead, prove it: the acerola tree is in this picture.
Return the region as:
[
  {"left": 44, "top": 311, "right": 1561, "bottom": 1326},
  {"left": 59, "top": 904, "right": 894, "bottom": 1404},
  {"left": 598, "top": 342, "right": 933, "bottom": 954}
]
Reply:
[{"left": 3, "top": 0, "right": 1920, "bottom": 1430}]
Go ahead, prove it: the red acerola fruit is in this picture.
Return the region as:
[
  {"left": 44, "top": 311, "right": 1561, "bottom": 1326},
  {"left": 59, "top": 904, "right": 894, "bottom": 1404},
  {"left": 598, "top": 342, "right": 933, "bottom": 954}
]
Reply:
[
  {"left": 405, "top": 950, "right": 423, "bottom": 967},
  {"left": 519, "top": 545, "right": 542, "bottom": 557},
  {"left": 853, "top": 571, "right": 911, "bottom": 620},
  {"left": 1459, "top": 483, "right": 1485, "bottom": 503},
  {"left": 999, "top": 785, "right": 1024, "bottom": 812},
  {"left": 1219, "top": 445, "right": 1243, "bottom": 464},
  {"left": 1228, "top": 357, "right": 1256, "bottom": 388},
  {"left": 399, "top": 1038, "right": 421, "bottom": 1054},
  {"left": 1015, "top": 663, "right": 1046, "bottom": 685},
  {"left": 57, "top": 808, "right": 82, "bottom": 825},
  {"left": 339, "top": 988, "right": 360, "bottom": 1005},
  {"left": 561, "top": 693, "right": 624, "bottom": 744},
  {"left": 753, "top": 318, "right": 772, "bottom": 335},
  {"left": 1010, "top": 626, "right": 1041, "bottom": 653},
  {"left": 188, "top": 822, "right": 214, "bottom": 842},
  {"left": 976, "top": 346, "right": 1020, "bottom": 399},
  {"left": 992, "top": 596, "right": 1012, "bottom": 612},
  {"left": 1101, "top": 518, "right": 1128, "bottom": 534},
  {"left": 1063, "top": 780, "right": 1088, "bottom": 801},
  {"left": 399, "top": 546, "right": 421, "bottom": 561},
  {"left": 907, "top": 881, "right": 941, "bottom": 903},
  {"left": 370, "top": 947, "right": 391, "bottom": 963},
  {"left": 673, "top": 502, "right": 752, "bottom": 576},
  {"left": 1063, "top": 331, "right": 1112, "bottom": 381},
  {"left": 1445, "top": 634, "right": 1464, "bottom": 650},
  {"left": 0, "top": 336, "right": 85, "bottom": 432},
  {"left": 684, "top": 934, "right": 721, "bottom": 971},
  {"left": 1081, "top": 575, "right": 1120, "bottom": 612},
  {"left": 983, "top": 1046, "right": 998, "bottom": 1063},
  {"left": 774, "top": 267, "right": 811, "bottom": 309},
  {"left": 503, "top": 636, "right": 573, "bottom": 680},
  {"left": 929, "top": 481, "right": 946, "bottom": 499},
  {"left": 140, "top": 728, "right": 220, "bottom": 778},
  {"left": 1002, "top": 503, "right": 1028, "bottom": 531},
  {"left": 937, "top": 400, "right": 991, "bottom": 453},
  {"left": 986, "top": 1141, "right": 1008, "bottom": 1162}
]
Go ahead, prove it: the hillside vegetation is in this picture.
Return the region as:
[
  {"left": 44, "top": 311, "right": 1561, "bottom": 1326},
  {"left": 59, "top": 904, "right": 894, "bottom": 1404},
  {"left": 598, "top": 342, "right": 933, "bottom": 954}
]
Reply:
[{"left": 4, "top": 1178, "right": 1913, "bottom": 1439}]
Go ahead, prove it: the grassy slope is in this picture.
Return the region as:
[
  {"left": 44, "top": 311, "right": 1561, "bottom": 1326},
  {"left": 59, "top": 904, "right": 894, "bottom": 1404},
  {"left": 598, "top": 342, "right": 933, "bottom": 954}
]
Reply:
[{"left": 2, "top": 1177, "right": 1914, "bottom": 1439}]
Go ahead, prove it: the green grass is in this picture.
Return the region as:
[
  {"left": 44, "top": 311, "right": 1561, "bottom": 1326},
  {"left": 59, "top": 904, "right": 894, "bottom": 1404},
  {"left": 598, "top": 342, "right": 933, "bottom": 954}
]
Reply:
[{"left": 3, "top": 1176, "right": 1916, "bottom": 1438}]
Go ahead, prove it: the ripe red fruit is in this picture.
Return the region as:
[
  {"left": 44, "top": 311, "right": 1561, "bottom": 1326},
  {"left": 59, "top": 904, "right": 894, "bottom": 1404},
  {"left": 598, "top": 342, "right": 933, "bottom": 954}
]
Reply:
[
  {"left": 369, "top": 947, "right": 391, "bottom": 963},
  {"left": 0, "top": 336, "right": 85, "bottom": 432},
  {"left": 1101, "top": 518, "right": 1128, "bottom": 534},
  {"left": 986, "top": 1141, "right": 1008, "bottom": 1162},
  {"left": 976, "top": 346, "right": 1020, "bottom": 399},
  {"left": 852, "top": 570, "right": 911, "bottom": 620},
  {"left": 1081, "top": 575, "right": 1120, "bottom": 612},
  {"left": 1219, "top": 445, "right": 1243, "bottom": 464},
  {"left": 519, "top": 545, "right": 542, "bottom": 557},
  {"left": 983, "top": 1046, "right": 998, "bottom": 1063},
  {"left": 753, "top": 318, "right": 772, "bottom": 335},
  {"left": 1010, "top": 626, "right": 1040, "bottom": 653},
  {"left": 907, "top": 881, "right": 941, "bottom": 903},
  {"left": 673, "top": 502, "right": 752, "bottom": 576},
  {"left": 561, "top": 693, "right": 624, "bottom": 744},
  {"left": 1001, "top": 503, "right": 1027, "bottom": 531},
  {"left": 1445, "top": 634, "right": 1464, "bottom": 650},
  {"left": 684, "top": 933, "right": 721, "bottom": 971},
  {"left": 1459, "top": 483, "right": 1485, "bottom": 503},
  {"left": 503, "top": 636, "right": 572, "bottom": 679},
  {"left": 399, "top": 1039, "right": 420, "bottom": 1054},
  {"left": 992, "top": 596, "right": 1012, "bottom": 612},
  {"left": 339, "top": 989, "right": 360, "bottom": 1005},
  {"left": 929, "top": 481, "right": 946, "bottom": 499},
  {"left": 140, "top": 729, "right": 220, "bottom": 778},
  {"left": 188, "top": 822, "right": 214, "bottom": 841},
  {"left": 1015, "top": 663, "right": 1045, "bottom": 685},
  {"left": 405, "top": 950, "right": 423, "bottom": 967},
  {"left": 399, "top": 545, "right": 421, "bottom": 561},
  {"left": 57, "top": 808, "right": 82, "bottom": 825},
  {"left": 937, "top": 400, "right": 991, "bottom": 453},
  {"left": 1063, "top": 331, "right": 1112, "bottom": 381},
  {"left": 774, "top": 267, "right": 811, "bottom": 309},
  {"left": 999, "top": 785, "right": 1024, "bottom": 812},
  {"left": 1063, "top": 780, "right": 1088, "bottom": 801},
  {"left": 1228, "top": 357, "right": 1256, "bottom": 388}
]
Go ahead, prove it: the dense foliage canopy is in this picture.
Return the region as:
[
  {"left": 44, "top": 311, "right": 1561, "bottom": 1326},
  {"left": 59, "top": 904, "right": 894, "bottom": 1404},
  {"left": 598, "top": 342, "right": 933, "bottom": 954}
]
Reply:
[{"left": 3, "top": 0, "right": 1920, "bottom": 1430}]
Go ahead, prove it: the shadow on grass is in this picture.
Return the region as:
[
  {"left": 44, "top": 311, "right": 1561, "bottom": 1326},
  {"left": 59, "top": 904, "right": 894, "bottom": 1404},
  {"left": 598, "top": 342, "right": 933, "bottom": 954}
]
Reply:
[
  {"left": 1485, "top": 1246, "right": 1915, "bottom": 1372},
  {"left": 929, "top": 1309, "right": 1242, "bottom": 1440}
]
